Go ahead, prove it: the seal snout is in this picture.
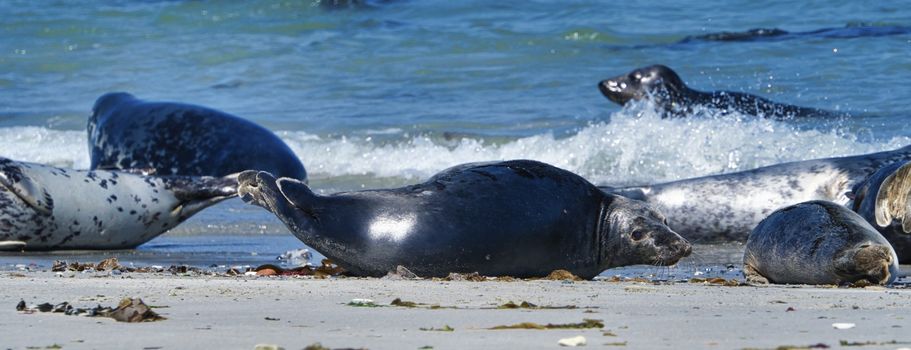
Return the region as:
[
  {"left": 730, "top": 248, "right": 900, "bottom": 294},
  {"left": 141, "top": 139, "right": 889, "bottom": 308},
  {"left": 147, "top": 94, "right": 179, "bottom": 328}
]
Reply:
[{"left": 598, "top": 79, "right": 628, "bottom": 104}]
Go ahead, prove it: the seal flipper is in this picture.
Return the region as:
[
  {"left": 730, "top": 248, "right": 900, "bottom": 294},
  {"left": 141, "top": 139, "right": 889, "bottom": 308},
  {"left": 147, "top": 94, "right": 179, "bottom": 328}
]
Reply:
[
  {"left": 165, "top": 173, "right": 239, "bottom": 218},
  {"left": 742, "top": 263, "right": 769, "bottom": 284},
  {"left": 874, "top": 161, "right": 911, "bottom": 232},
  {"left": 0, "top": 168, "right": 52, "bottom": 215},
  {"left": 0, "top": 241, "right": 26, "bottom": 251}
]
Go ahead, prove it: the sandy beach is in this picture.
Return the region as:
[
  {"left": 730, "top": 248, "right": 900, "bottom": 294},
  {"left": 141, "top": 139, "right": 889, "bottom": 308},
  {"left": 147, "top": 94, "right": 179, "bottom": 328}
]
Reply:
[{"left": 2, "top": 270, "right": 910, "bottom": 350}]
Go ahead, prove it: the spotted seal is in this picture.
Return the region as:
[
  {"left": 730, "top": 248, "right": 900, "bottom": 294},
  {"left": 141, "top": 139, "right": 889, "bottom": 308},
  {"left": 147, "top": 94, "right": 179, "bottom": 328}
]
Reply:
[
  {"left": 597, "top": 64, "right": 842, "bottom": 119},
  {"left": 850, "top": 159, "right": 911, "bottom": 263},
  {"left": 0, "top": 157, "right": 236, "bottom": 250},
  {"left": 238, "top": 160, "right": 692, "bottom": 279},
  {"left": 743, "top": 200, "right": 898, "bottom": 285},
  {"left": 88, "top": 92, "right": 307, "bottom": 181},
  {"left": 602, "top": 145, "right": 911, "bottom": 242}
]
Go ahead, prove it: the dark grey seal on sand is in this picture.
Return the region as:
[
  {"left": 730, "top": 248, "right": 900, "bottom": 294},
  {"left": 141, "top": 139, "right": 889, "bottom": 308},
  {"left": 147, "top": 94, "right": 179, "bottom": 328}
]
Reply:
[
  {"left": 597, "top": 64, "right": 841, "bottom": 119},
  {"left": 851, "top": 160, "right": 911, "bottom": 263},
  {"left": 238, "top": 160, "right": 692, "bottom": 279},
  {"left": 743, "top": 200, "right": 898, "bottom": 285},
  {"left": 0, "top": 157, "right": 236, "bottom": 251},
  {"left": 88, "top": 92, "right": 307, "bottom": 181}
]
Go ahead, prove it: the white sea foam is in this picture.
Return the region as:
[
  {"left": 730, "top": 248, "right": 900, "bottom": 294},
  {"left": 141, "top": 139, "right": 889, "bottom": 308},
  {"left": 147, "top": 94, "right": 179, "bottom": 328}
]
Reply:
[{"left": 1, "top": 104, "right": 908, "bottom": 187}]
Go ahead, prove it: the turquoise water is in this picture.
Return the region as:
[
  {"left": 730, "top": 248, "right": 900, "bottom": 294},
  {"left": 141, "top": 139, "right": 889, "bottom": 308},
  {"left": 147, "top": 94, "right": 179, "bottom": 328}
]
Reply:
[{"left": 1, "top": 1, "right": 911, "bottom": 272}]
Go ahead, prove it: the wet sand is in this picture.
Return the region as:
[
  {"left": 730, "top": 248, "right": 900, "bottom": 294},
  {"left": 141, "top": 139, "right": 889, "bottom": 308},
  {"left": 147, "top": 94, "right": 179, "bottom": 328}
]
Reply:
[{"left": 2, "top": 271, "right": 910, "bottom": 350}]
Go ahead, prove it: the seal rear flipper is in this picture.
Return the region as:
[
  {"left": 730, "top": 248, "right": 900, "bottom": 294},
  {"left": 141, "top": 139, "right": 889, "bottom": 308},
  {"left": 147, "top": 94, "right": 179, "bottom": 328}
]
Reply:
[
  {"left": 0, "top": 241, "right": 26, "bottom": 251},
  {"left": 874, "top": 161, "right": 911, "bottom": 232},
  {"left": 167, "top": 173, "right": 240, "bottom": 218},
  {"left": 276, "top": 177, "right": 318, "bottom": 212},
  {"left": 742, "top": 263, "right": 769, "bottom": 284},
  {"left": 0, "top": 169, "right": 52, "bottom": 215}
]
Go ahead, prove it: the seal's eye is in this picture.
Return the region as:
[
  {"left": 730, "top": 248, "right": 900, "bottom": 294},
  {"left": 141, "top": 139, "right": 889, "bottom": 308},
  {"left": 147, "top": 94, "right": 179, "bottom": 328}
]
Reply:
[{"left": 630, "top": 230, "right": 646, "bottom": 241}]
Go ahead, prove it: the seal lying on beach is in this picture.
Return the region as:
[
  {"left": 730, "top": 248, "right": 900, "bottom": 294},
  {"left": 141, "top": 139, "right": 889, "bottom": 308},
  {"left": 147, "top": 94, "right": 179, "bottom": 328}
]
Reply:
[
  {"left": 743, "top": 200, "right": 898, "bottom": 285},
  {"left": 0, "top": 157, "right": 236, "bottom": 250},
  {"left": 851, "top": 160, "right": 911, "bottom": 263},
  {"left": 602, "top": 145, "right": 911, "bottom": 242},
  {"left": 597, "top": 65, "right": 841, "bottom": 119},
  {"left": 238, "top": 160, "right": 692, "bottom": 279},
  {"left": 88, "top": 92, "right": 307, "bottom": 181}
]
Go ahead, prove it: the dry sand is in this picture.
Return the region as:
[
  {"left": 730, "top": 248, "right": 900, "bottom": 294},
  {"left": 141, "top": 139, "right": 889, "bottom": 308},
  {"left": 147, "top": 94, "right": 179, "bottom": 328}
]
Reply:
[{"left": 2, "top": 271, "right": 911, "bottom": 350}]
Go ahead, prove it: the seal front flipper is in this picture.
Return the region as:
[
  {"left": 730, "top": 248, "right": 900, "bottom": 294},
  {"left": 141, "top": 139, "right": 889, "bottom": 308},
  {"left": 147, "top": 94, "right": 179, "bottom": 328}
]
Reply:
[
  {"left": 874, "top": 161, "right": 911, "bottom": 232},
  {"left": 0, "top": 165, "right": 52, "bottom": 215},
  {"left": 0, "top": 241, "right": 26, "bottom": 251}
]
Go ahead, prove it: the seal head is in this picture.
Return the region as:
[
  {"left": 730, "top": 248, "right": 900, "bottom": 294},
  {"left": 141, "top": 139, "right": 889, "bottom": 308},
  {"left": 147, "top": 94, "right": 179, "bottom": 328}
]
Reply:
[{"left": 598, "top": 64, "right": 685, "bottom": 107}]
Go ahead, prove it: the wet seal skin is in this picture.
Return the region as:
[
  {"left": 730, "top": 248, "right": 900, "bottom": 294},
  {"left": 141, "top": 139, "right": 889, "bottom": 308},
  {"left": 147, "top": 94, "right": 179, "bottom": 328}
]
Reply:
[
  {"left": 678, "top": 24, "right": 911, "bottom": 43},
  {"left": 743, "top": 200, "right": 898, "bottom": 285},
  {"left": 238, "top": 160, "right": 691, "bottom": 279},
  {"left": 597, "top": 64, "right": 843, "bottom": 119},
  {"left": 0, "top": 156, "right": 236, "bottom": 251},
  {"left": 601, "top": 144, "right": 911, "bottom": 243},
  {"left": 851, "top": 159, "right": 911, "bottom": 263},
  {"left": 88, "top": 92, "right": 307, "bottom": 182}
]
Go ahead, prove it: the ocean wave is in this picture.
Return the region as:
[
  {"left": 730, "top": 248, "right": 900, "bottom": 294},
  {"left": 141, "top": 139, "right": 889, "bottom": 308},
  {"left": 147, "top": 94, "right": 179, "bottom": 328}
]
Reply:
[{"left": 1, "top": 104, "right": 908, "bottom": 187}]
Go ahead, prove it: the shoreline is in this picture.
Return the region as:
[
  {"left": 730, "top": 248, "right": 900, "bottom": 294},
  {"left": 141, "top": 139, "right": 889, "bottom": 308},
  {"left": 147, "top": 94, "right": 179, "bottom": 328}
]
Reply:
[{"left": 3, "top": 271, "right": 911, "bottom": 350}]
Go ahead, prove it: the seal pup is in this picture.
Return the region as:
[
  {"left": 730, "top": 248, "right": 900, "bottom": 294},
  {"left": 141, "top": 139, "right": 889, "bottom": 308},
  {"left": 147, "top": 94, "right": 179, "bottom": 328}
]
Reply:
[
  {"left": 88, "top": 92, "right": 307, "bottom": 181},
  {"left": 850, "top": 160, "right": 911, "bottom": 263},
  {"left": 601, "top": 145, "right": 911, "bottom": 242},
  {"left": 0, "top": 157, "right": 236, "bottom": 250},
  {"left": 743, "top": 200, "right": 898, "bottom": 285},
  {"left": 597, "top": 65, "right": 842, "bottom": 119},
  {"left": 238, "top": 160, "right": 692, "bottom": 279}
]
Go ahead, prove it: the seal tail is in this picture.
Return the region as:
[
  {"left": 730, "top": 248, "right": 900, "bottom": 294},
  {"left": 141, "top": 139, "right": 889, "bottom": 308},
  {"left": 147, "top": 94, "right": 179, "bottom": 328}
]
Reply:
[{"left": 874, "top": 161, "right": 911, "bottom": 233}]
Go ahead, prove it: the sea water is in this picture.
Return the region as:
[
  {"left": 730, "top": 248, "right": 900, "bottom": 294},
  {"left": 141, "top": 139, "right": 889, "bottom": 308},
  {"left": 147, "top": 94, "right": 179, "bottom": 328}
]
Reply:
[{"left": 1, "top": 1, "right": 910, "bottom": 278}]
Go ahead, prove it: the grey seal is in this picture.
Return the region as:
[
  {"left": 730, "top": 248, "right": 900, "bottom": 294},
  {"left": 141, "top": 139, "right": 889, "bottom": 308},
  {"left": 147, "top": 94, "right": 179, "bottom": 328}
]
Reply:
[
  {"left": 238, "top": 160, "right": 692, "bottom": 279},
  {"left": 0, "top": 157, "right": 236, "bottom": 250},
  {"left": 743, "top": 200, "right": 898, "bottom": 285},
  {"left": 597, "top": 65, "right": 843, "bottom": 119},
  {"left": 88, "top": 92, "right": 307, "bottom": 181},
  {"left": 602, "top": 145, "right": 911, "bottom": 242}
]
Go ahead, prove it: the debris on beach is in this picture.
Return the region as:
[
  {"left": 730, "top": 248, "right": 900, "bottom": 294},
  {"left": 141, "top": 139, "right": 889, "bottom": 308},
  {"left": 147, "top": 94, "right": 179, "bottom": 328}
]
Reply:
[
  {"left": 419, "top": 325, "right": 454, "bottom": 332},
  {"left": 277, "top": 248, "right": 312, "bottom": 267},
  {"left": 495, "top": 301, "right": 578, "bottom": 310},
  {"left": 347, "top": 298, "right": 378, "bottom": 307},
  {"left": 688, "top": 277, "right": 744, "bottom": 286},
  {"left": 544, "top": 269, "right": 583, "bottom": 281},
  {"left": 251, "top": 259, "right": 346, "bottom": 278},
  {"left": 302, "top": 343, "right": 367, "bottom": 350},
  {"left": 390, "top": 298, "right": 418, "bottom": 308},
  {"left": 16, "top": 298, "right": 165, "bottom": 322},
  {"left": 832, "top": 323, "right": 856, "bottom": 330},
  {"left": 558, "top": 335, "right": 587, "bottom": 347},
  {"left": 488, "top": 319, "right": 603, "bottom": 330}
]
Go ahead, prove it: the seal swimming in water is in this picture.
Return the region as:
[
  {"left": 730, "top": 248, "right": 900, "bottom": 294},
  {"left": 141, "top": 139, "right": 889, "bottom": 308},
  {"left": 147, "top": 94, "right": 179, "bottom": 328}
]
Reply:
[
  {"left": 238, "top": 160, "right": 692, "bottom": 279},
  {"left": 0, "top": 157, "right": 236, "bottom": 251},
  {"left": 743, "top": 200, "right": 898, "bottom": 285},
  {"left": 679, "top": 24, "right": 911, "bottom": 44},
  {"left": 850, "top": 160, "right": 911, "bottom": 263},
  {"left": 597, "top": 64, "right": 843, "bottom": 119},
  {"left": 88, "top": 92, "right": 307, "bottom": 181},
  {"left": 602, "top": 145, "right": 911, "bottom": 242}
]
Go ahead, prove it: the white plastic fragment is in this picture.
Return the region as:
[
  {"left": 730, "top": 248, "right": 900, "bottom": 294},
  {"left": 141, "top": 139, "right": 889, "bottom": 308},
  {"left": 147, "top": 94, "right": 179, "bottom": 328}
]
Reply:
[
  {"left": 347, "top": 298, "right": 376, "bottom": 307},
  {"left": 558, "top": 335, "right": 587, "bottom": 347},
  {"left": 244, "top": 271, "right": 258, "bottom": 276},
  {"left": 831, "top": 322, "right": 855, "bottom": 330}
]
